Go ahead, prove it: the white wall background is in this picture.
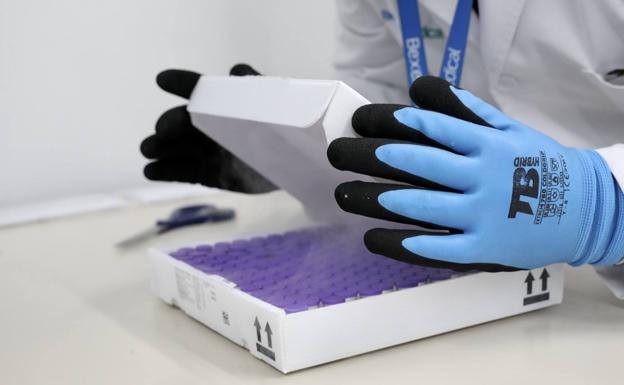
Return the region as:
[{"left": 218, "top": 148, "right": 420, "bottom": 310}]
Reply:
[{"left": 0, "top": 0, "right": 338, "bottom": 208}]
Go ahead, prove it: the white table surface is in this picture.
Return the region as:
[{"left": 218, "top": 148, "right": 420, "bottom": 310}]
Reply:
[{"left": 1, "top": 190, "right": 623, "bottom": 385}]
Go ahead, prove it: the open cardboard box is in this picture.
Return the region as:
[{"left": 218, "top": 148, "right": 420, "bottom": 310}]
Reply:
[{"left": 149, "top": 76, "right": 564, "bottom": 373}]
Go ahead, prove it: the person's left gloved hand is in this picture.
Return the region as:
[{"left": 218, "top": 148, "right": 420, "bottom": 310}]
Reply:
[
  {"left": 327, "top": 76, "right": 624, "bottom": 272},
  {"left": 140, "top": 64, "right": 278, "bottom": 193}
]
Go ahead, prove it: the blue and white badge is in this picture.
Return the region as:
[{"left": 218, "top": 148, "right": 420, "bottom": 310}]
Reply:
[{"left": 397, "top": 0, "right": 473, "bottom": 87}]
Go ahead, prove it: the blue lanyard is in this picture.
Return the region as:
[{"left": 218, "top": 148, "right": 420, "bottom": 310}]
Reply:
[{"left": 397, "top": 0, "right": 473, "bottom": 87}]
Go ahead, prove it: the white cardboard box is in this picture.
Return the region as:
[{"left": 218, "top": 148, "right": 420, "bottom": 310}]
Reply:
[
  {"left": 150, "top": 247, "right": 563, "bottom": 373},
  {"left": 150, "top": 76, "right": 565, "bottom": 373},
  {"left": 186, "top": 75, "right": 373, "bottom": 223}
]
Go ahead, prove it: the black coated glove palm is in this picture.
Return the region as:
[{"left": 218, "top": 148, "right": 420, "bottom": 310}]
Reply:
[{"left": 140, "top": 64, "right": 278, "bottom": 193}]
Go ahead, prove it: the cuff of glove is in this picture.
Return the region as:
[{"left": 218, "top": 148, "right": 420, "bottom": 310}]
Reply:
[
  {"left": 572, "top": 150, "right": 624, "bottom": 266},
  {"left": 603, "top": 185, "right": 624, "bottom": 265}
]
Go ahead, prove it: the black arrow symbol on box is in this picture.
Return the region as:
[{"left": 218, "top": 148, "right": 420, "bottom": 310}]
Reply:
[
  {"left": 525, "top": 272, "right": 535, "bottom": 295},
  {"left": 540, "top": 269, "right": 550, "bottom": 291},
  {"left": 253, "top": 317, "right": 262, "bottom": 343},
  {"left": 264, "top": 322, "right": 273, "bottom": 348}
]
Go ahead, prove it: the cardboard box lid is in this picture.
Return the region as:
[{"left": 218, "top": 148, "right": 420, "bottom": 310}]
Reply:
[
  {"left": 188, "top": 76, "right": 340, "bottom": 129},
  {"left": 187, "top": 76, "right": 373, "bottom": 224}
]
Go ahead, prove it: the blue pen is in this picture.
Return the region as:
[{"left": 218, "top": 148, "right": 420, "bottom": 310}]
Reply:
[{"left": 116, "top": 204, "right": 235, "bottom": 248}]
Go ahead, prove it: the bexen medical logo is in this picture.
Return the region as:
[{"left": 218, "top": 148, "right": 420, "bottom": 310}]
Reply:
[
  {"left": 441, "top": 47, "right": 462, "bottom": 85},
  {"left": 405, "top": 37, "right": 424, "bottom": 81}
]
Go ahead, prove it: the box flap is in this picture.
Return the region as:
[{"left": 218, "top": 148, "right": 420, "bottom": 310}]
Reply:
[{"left": 188, "top": 76, "right": 339, "bottom": 129}]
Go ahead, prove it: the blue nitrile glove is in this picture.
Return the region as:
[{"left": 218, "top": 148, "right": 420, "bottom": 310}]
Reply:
[{"left": 327, "top": 76, "right": 624, "bottom": 272}]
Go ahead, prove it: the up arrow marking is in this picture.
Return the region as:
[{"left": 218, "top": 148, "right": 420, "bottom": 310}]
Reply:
[
  {"left": 540, "top": 268, "right": 550, "bottom": 291},
  {"left": 264, "top": 322, "right": 273, "bottom": 348},
  {"left": 253, "top": 317, "right": 262, "bottom": 343},
  {"left": 524, "top": 272, "right": 535, "bottom": 295}
]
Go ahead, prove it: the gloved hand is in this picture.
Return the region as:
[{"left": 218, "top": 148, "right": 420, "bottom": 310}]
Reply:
[
  {"left": 327, "top": 76, "right": 624, "bottom": 272},
  {"left": 140, "top": 64, "right": 278, "bottom": 193}
]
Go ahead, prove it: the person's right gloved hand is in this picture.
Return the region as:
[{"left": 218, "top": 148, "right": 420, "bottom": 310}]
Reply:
[
  {"left": 327, "top": 76, "right": 624, "bottom": 272},
  {"left": 140, "top": 64, "right": 278, "bottom": 193}
]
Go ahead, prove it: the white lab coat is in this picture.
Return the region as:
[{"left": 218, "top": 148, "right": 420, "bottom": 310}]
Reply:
[{"left": 334, "top": 0, "right": 624, "bottom": 297}]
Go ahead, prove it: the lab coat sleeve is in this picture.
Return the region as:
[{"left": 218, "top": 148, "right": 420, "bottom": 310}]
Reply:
[
  {"left": 333, "top": 0, "right": 410, "bottom": 104},
  {"left": 595, "top": 144, "right": 624, "bottom": 299}
]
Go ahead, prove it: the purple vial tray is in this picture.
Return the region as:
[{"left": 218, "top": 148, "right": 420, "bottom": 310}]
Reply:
[{"left": 170, "top": 226, "right": 459, "bottom": 313}]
